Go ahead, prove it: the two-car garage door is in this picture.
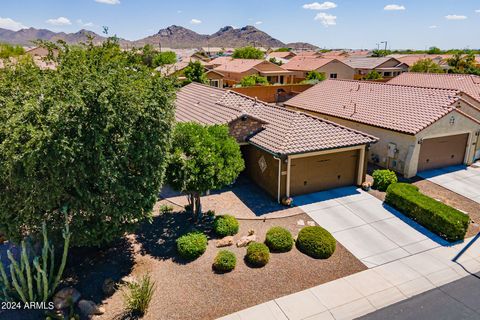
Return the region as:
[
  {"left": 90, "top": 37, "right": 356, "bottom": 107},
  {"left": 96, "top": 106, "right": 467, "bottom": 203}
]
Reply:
[
  {"left": 290, "top": 150, "right": 360, "bottom": 196},
  {"left": 417, "top": 133, "right": 468, "bottom": 172}
]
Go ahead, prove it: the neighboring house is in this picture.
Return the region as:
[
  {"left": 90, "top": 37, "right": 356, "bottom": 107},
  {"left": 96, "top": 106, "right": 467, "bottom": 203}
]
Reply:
[
  {"left": 25, "top": 46, "right": 58, "bottom": 57},
  {"left": 176, "top": 83, "right": 378, "bottom": 200},
  {"left": 281, "top": 57, "right": 355, "bottom": 82},
  {"left": 156, "top": 60, "right": 224, "bottom": 88},
  {"left": 206, "top": 57, "right": 294, "bottom": 87},
  {"left": 266, "top": 51, "right": 297, "bottom": 64},
  {"left": 285, "top": 80, "right": 480, "bottom": 177},
  {"left": 390, "top": 54, "right": 451, "bottom": 70},
  {"left": 343, "top": 57, "right": 408, "bottom": 79}
]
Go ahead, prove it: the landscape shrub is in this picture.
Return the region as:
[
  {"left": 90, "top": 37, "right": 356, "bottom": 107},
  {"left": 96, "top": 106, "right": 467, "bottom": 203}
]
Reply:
[
  {"left": 372, "top": 169, "right": 398, "bottom": 191},
  {"left": 176, "top": 231, "right": 208, "bottom": 260},
  {"left": 385, "top": 183, "right": 469, "bottom": 242},
  {"left": 213, "top": 215, "right": 240, "bottom": 237},
  {"left": 245, "top": 242, "right": 270, "bottom": 267},
  {"left": 296, "top": 226, "right": 336, "bottom": 259},
  {"left": 213, "top": 250, "right": 236, "bottom": 272},
  {"left": 265, "top": 226, "right": 294, "bottom": 252},
  {"left": 159, "top": 204, "right": 173, "bottom": 214},
  {"left": 122, "top": 274, "right": 155, "bottom": 316}
]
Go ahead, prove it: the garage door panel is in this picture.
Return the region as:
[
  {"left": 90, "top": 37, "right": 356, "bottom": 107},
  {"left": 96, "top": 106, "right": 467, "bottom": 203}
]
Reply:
[
  {"left": 290, "top": 150, "right": 359, "bottom": 196},
  {"left": 418, "top": 134, "right": 468, "bottom": 172}
]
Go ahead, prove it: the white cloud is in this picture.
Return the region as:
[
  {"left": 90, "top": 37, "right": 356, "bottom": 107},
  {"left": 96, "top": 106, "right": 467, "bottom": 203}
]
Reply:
[
  {"left": 190, "top": 19, "right": 202, "bottom": 25},
  {"left": 384, "top": 4, "right": 405, "bottom": 11},
  {"left": 76, "top": 19, "right": 94, "bottom": 27},
  {"left": 303, "top": 2, "right": 337, "bottom": 10},
  {"left": 475, "top": 9, "right": 480, "bottom": 13},
  {"left": 177, "top": 10, "right": 182, "bottom": 14},
  {"left": 0, "top": 17, "right": 26, "bottom": 31},
  {"left": 314, "top": 12, "right": 337, "bottom": 26},
  {"left": 46, "top": 17, "right": 72, "bottom": 26},
  {"left": 445, "top": 14, "right": 467, "bottom": 20},
  {"left": 94, "top": 0, "right": 120, "bottom": 4},
  {"left": 428, "top": 25, "right": 438, "bottom": 29},
  {"left": 255, "top": 21, "right": 263, "bottom": 25}
]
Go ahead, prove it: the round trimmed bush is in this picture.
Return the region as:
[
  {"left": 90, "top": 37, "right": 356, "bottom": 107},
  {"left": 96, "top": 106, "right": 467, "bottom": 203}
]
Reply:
[
  {"left": 296, "top": 226, "right": 336, "bottom": 259},
  {"left": 245, "top": 242, "right": 270, "bottom": 267},
  {"left": 176, "top": 231, "right": 208, "bottom": 260},
  {"left": 372, "top": 169, "right": 398, "bottom": 192},
  {"left": 213, "top": 250, "right": 236, "bottom": 272},
  {"left": 213, "top": 215, "right": 239, "bottom": 237},
  {"left": 265, "top": 226, "right": 294, "bottom": 252}
]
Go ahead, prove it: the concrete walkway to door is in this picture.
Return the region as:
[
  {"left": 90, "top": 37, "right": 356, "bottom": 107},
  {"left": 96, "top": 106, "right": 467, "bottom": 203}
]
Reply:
[{"left": 294, "top": 186, "right": 449, "bottom": 268}]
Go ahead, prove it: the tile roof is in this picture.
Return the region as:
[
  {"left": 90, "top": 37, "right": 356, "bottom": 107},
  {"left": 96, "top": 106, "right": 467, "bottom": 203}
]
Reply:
[
  {"left": 285, "top": 79, "right": 462, "bottom": 135},
  {"left": 388, "top": 72, "right": 480, "bottom": 102},
  {"left": 175, "top": 83, "right": 377, "bottom": 155},
  {"left": 268, "top": 51, "right": 296, "bottom": 59},
  {"left": 281, "top": 57, "right": 339, "bottom": 72},
  {"left": 390, "top": 54, "right": 451, "bottom": 67},
  {"left": 209, "top": 58, "right": 288, "bottom": 74},
  {"left": 343, "top": 57, "right": 402, "bottom": 69}
]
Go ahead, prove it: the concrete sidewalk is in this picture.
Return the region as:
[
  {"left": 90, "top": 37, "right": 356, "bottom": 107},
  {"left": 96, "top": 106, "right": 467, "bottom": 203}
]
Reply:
[{"left": 218, "top": 235, "right": 480, "bottom": 320}]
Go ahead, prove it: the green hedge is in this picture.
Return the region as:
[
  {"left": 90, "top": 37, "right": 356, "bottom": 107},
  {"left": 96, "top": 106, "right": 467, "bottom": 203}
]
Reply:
[
  {"left": 213, "top": 215, "right": 240, "bottom": 237},
  {"left": 385, "top": 183, "right": 469, "bottom": 242},
  {"left": 265, "top": 226, "right": 294, "bottom": 252},
  {"left": 245, "top": 242, "right": 270, "bottom": 267},
  {"left": 296, "top": 226, "right": 336, "bottom": 259},
  {"left": 176, "top": 231, "right": 208, "bottom": 260},
  {"left": 372, "top": 169, "right": 398, "bottom": 191},
  {"left": 213, "top": 250, "right": 236, "bottom": 272}
]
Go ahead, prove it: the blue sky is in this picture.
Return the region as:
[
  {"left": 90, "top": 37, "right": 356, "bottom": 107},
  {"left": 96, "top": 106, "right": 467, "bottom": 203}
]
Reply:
[{"left": 0, "top": 0, "right": 479, "bottom": 49}]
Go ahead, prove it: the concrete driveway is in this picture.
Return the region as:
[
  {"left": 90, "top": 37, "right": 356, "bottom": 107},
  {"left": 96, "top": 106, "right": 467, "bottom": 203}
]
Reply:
[
  {"left": 295, "top": 187, "right": 449, "bottom": 268},
  {"left": 417, "top": 165, "right": 480, "bottom": 204}
]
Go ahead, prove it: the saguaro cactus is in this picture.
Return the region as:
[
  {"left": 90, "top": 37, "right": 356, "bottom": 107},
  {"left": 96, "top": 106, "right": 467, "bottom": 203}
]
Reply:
[{"left": 0, "top": 213, "right": 71, "bottom": 302}]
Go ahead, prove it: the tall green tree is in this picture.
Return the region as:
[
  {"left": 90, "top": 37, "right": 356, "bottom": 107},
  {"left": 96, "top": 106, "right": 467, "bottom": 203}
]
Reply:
[
  {"left": 166, "top": 123, "right": 245, "bottom": 219},
  {"left": 240, "top": 74, "right": 269, "bottom": 87},
  {"left": 447, "top": 52, "right": 478, "bottom": 74},
  {"left": 410, "top": 59, "right": 444, "bottom": 73},
  {"left": 364, "top": 70, "right": 383, "bottom": 80},
  {"left": 427, "top": 46, "right": 442, "bottom": 55},
  {"left": 306, "top": 70, "right": 326, "bottom": 81},
  {"left": 0, "top": 39, "right": 176, "bottom": 247},
  {"left": 0, "top": 43, "right": 25, "bottom": 59},
  {"left": 139, "top": 44, "right": 177, "bottom": 68},
  {"left": 183, "top": 61, "right": 208, "bottom": 84},
  {"left": 232, "top": 46, "right": 264, "bottom": 59}
]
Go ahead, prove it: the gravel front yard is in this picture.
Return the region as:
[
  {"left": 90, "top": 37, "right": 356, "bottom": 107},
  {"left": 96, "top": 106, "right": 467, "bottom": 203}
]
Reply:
[{"left": 78, "top": 210, "right": 366, "bottom": 320}]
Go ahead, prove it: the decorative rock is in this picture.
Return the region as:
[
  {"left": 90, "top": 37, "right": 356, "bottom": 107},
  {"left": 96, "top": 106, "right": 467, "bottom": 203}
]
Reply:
[
  {"left": 247, "top": 229, "right": 255, "bottom": 236},
  {"left": 102, "top": 278, "right": 116, "bottom": 296},
  {"left": 307, "top": 220, "right": 316, "bottom": 226},
  {"left": 120, "top": 275, "right": 136, "bottom": 285},
  {"left": 53, "top": 287, "right": 81, "bottom": 310},
  {"left": 215, "top": 236, "right": 234, "bottom": 247},
  {"left": 78, "top": 300, "right": 105, "bottom": 316},
  {"left": 297, "top": 219, "right": 305, "bottom": 226},
  {"left": 236, "top": 235, "right": 256, "bottom": 247}
]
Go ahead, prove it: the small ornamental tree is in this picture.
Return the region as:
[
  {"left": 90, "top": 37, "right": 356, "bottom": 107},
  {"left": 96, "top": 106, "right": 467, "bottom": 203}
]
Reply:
[
  {"left": 410, "top": 59, "right": 444, "bottom": 73},
  {"left": 166, "top": 123, "right": 245, "bottom": 219},
  {"left": 183, "top": 61, "right": 208, "bottom": 85},
  {"left": 0, "top": 39, "right": 176, "bottom": 247},
  {"left": 364, "top": 70, "right": 383, "bottom": 80},
  {"left": 306, "top": 70, "right": 326, "bottom": 81},
  {"left": 240, "top": 74, "right": 269, "bottom": 87},
  {"left": 232, "top": 46, "right": 264, "bottom": 59}
]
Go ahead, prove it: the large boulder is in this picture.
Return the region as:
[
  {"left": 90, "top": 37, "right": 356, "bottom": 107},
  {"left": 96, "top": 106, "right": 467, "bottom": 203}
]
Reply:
[
  {"left": 236, "top": 235, "right": 256, "bottom": 247},
  {"left": 53, "top": 287, "right": 81, "bottom": 310},
  {"left": 215, "top": 236, "right": 234, "bottom": 247},
  {"left": 78, "top": 300, "right": 105, "bottom": 317},
  {"left": 102, "top": 278, "right": 116, "bottom": 296}
]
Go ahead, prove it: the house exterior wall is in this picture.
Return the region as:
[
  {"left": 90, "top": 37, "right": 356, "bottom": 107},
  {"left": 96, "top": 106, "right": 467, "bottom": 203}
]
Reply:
[
  {"left": 317, "top": 61, "right": 355, "bottom": 80},
  {"left": 231, "top": 84, "right": 313, "bottom": 103},
  {"left": 285, "top": 106, "right": 480, "bottom": 177}
]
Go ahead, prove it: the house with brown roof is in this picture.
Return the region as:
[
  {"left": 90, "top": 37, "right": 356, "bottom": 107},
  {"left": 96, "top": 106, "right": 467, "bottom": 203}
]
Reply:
[
  {"left": 206, "top": 57, "right": 294, "bottom": 87},
  {"left": 281, "top": 57, "right": 355, "bottom": 82},
  {"left": 156, "top": 59, "right": 225, "bottom": 88},
  {"left": 285, "top": 80, "right": 480, "bottom": 177},
  {"left": 176, "top": 82, "right": 378, "bottom": 200},
  {"left": 343, "top": 57, "right": 408, "bottom": 80},
  {"left": 389, "top": 54, "right": 451, "bottom": 70},
  {"left": 266, "top": 51, "right": 297, "bottom": 64}
]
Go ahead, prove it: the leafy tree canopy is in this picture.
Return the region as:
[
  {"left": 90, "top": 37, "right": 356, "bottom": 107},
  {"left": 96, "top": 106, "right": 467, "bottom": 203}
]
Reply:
[
  {"left": 232, "top": 46, "right": 264, "bottom": 59},
  {"left": 427, "top": 46, "right": 442, "bottom": 55},
  {"left": 132, "top": 44, "right": 177, "bottom": 68},
  {"left": 269, "top": 57, "right": 283, "bottom": 66},
  {"left": 0, "top": 43, "right": 25, "bottom": 59},
  {"left": 166, "top": 123, "right": 244, "bottom": 218},
  {"left": 306, "top": 70, "right": 326, "bottom": 81},
  {"left": 274, "top": 48, "right": 291, "bottom": 52},
  {"left": 410, "top": 59, "right": 444, "bottom": 73},
  {"left": 183, "top": 61, "right": 208, "bottom": 85},
  {"left": 364, "top": 70, "right": 383, "bottom": 80},
  {"left": 240, "top": 74, "right": 269, "bottom": 87},
  {"left": 0, "top": 38, "right": 176, "bottom": 247}
]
